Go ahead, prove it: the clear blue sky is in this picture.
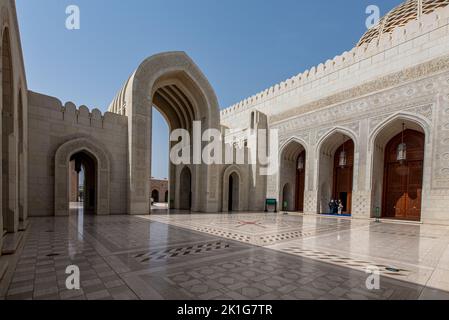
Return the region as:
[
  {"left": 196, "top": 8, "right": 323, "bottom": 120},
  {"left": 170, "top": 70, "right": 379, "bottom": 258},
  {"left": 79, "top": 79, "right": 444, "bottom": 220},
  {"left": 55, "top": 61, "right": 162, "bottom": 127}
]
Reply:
[{"left": 16, "top": 0, "right": 403, "bottom": 178}]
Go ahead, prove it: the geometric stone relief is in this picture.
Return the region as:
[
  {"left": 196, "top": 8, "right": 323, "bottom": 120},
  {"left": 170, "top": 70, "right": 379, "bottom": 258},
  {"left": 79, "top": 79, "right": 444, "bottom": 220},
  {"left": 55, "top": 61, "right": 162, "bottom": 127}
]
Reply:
[
  {"left": 315, "top": 128, "right": 330, "bottom": 145},
  {"left": 314, "top": 123, "right": 358, "bottom": 145},
  {"left": 303, "top": 191, "right": 317, "bottom": 214},
  {"left": 344, "top": 121, "right": 360, "bottom": 136},
  {"left": 369, "top": 114, "right": 391, "bottom": 133},
  {"left": 432, "top": 94, "right": 449, "bottom": 189},
  {"left": 270, "top": 56, "right": 449, "bottom": 125},
  {"left": 410, "top": 104, "right": 433, "bottom": 121},
  {"left": 351, "top": 191, "right": 371, "bottom": 217},
  {"left": 279, "top": 131, "right": 310, "bottom": 147},
  {"left": 368, "top": 104, "right": 433, "bottom": 134},
  {"left": 273, "top": 72, "right": 446, "bottom": 140},
  {"left": 54, "top": 137, "right": 111, "bottom": 216}
]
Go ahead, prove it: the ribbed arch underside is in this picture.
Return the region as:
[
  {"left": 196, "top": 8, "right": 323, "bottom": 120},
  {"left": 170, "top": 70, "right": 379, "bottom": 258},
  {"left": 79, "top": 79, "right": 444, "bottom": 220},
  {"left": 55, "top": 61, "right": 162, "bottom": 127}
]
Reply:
[{"left": 153, "top": 84, "right": 196, "bottom": 131}]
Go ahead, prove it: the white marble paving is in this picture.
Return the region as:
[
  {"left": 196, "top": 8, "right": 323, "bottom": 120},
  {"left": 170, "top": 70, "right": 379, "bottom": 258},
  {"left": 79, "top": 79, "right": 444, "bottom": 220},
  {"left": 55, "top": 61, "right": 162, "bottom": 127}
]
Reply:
[{"left": 143, "top": 212, "right": 449, "bottom": 290}]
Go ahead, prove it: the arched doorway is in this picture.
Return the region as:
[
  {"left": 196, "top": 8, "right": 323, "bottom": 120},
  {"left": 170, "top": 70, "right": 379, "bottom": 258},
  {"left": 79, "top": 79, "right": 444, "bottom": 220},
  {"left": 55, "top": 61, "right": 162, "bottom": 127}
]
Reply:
[
  {"left": 228, "top": 172, "right": 240, "bottom": 212},
  {"left": 151, "top": 189, "right": 160, "bottom": 203},
  {"left": 69, "top": 151, "right": 96, "bottom": 214},
  {"left": 2, "top": 28, "right": 16, "bottom": 232},
  {"left": 279, "top": 139, "right": 307, "bottom": 212},
  {"left": 164, "top": 190, "right": 169, "bottom": 203},
  {"left": 332, "top": 140, "right": 354, "bottom": 214},
  {"left": 55, "top": 138, "right": 110, "bottom": 216},
  {"left": 317, "top": 130, "right": 356, "bottom": 214},
  {"left": 179, "top": 167, "right": 192, "bottom": 210},
  {"left": 109, "top": 52, "right": 221, "bottom": 214},
  {"left": 370, "top": 116, "right": 427, "bottom": 222},
  {"left": 382, "top": 129, "right": 424, "bottom": 221}
]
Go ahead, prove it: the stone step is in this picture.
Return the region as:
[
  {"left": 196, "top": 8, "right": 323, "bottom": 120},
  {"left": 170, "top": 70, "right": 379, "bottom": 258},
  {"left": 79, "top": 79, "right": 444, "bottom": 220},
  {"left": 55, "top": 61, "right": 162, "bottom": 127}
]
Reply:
[
  {"left": 18, "top": 220, "right": 30, "bottom": 231},
  {"left": 0, "top": 258, "right": 8, "bottom": 281},
  {"left": 1, "top": 232, "right": 24, "bottom": 255}
]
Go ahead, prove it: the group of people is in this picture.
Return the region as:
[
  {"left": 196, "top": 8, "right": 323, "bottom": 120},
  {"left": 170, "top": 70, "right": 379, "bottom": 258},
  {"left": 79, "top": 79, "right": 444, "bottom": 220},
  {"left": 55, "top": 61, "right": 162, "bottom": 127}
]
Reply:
[{"left": 328, "top": 199, "right": 344, "bottom": 215}]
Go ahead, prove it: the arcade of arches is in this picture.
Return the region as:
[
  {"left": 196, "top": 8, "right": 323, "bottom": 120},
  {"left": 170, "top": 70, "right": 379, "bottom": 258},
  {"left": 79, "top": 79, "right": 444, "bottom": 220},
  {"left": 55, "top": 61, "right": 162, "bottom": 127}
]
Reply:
[
  {"left": 278, "top": 125, "right": 425, "bottom": 222},
  {"left": 1, "top": 0, "right": 449, "bottom": 265},
  {"left": 149, "top": 178, "right": 168, "bottom": 204},
  {"left": 2, "top": 0, "right": 449, "bottom": 300}
]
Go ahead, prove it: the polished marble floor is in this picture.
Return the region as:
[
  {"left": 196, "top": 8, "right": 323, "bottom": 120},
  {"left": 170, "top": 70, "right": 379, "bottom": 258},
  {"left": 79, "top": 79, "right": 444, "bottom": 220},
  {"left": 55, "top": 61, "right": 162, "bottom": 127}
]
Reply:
[{"left": 1, "top": 211, "right": 449, "bottom": 300}]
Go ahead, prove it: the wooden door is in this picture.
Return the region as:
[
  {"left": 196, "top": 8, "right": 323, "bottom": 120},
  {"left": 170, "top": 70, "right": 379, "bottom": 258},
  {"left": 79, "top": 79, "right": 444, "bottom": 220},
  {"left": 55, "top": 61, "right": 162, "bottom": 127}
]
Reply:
[
  {"left": 333, "top": 140, "right": 354, "bottom": 214},
  {"left": 406, "top": 160, "right": 423, "bottom": 220},
  {"left": 383, "top": 130, "right": 424, "bottom": 221}
]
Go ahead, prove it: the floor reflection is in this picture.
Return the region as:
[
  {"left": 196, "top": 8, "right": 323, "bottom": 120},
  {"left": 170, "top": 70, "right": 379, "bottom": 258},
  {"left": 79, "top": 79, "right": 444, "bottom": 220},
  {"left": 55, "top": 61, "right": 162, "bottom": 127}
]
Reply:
[{"left": 2, "top": 212, "right": 449, "bottom": 300}]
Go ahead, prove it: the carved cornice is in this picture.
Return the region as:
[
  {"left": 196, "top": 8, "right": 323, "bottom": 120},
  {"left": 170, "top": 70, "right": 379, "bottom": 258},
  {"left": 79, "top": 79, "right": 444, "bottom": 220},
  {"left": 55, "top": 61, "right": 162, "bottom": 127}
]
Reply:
[{"left": 271, "top": 55, "right": 449, "bottom": 124}]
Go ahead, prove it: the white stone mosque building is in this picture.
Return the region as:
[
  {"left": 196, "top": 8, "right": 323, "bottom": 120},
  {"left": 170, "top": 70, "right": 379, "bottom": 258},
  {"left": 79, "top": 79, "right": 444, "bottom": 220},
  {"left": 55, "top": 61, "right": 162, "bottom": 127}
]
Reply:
[{"left": 1, "top": 0, "right": 449, "bottom": 261}]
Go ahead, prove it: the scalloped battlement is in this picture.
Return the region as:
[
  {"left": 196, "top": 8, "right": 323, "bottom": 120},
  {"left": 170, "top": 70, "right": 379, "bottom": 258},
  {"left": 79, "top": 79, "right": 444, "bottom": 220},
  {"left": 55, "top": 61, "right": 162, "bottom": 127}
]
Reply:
[
  {"left": 27, "top": 91, "right": 128, "bottom": 129},
  {"left": 220, "top": 4, "right": 449, "bottom": 119}
]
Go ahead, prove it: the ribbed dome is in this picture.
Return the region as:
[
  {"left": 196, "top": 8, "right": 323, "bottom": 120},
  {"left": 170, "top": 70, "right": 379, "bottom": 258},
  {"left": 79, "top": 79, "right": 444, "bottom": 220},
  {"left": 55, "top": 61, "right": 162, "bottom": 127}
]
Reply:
[{"left": 358, "top": 0, "right": 449, "bottom": 47}]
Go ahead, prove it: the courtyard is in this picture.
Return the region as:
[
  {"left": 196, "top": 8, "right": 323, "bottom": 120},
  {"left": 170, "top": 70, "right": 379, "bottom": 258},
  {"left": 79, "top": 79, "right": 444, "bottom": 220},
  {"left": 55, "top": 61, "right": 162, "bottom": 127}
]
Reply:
[{"left": 1, "top": 212, "right": 449, "bottom": 300}]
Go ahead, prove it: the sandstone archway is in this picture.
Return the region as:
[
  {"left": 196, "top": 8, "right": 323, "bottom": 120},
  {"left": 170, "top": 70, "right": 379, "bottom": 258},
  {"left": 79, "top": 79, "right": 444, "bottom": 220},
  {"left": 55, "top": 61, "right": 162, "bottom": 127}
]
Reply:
[
  {"left": 222, "top": 165, "right": 245, "bottom": 212},
  {"left": 109, "top": 52, "right": 221, "bottom": 214},
  {"left": 54, "top": 138, "right": 111, "bottom": 216}
]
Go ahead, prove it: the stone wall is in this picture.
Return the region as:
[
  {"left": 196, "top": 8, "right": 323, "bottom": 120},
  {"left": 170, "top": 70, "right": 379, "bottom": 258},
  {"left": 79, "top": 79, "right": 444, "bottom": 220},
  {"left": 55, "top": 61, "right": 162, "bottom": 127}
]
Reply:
[
  {"left": 217, "top": 5, "right": 449, "bottom": 224},
  {"left": 150, "top": 178, "right": 168, "bottom": 203},
  {"left": 1, "top": 0, "right": 29, "bottom": 260},
  {"left": 27, "top": 91, "right": 128, "bottom": 216}
]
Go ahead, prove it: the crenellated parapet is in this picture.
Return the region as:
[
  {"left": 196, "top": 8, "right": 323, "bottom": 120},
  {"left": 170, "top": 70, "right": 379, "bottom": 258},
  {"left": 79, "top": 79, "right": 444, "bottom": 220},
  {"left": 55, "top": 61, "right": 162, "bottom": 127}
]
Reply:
[
  {"left": 28, "top": 91, "right": 128, "bottom": 130},
  {"left": 220, "top": 4, "right": 449, "bottom": 120}
]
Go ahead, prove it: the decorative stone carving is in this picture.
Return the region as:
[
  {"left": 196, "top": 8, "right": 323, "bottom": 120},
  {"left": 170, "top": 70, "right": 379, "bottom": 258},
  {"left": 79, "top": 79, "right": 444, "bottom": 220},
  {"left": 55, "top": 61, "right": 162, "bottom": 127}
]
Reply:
[{"left": 54, "top": 138, "right": 111, "bottom": 216}]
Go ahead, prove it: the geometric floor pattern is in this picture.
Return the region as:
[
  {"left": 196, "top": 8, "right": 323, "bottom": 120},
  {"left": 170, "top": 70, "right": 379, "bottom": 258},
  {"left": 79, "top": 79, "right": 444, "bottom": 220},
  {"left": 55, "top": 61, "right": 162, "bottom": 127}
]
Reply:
[
  {"left": 1, "top": 211, "right": 449, "bottom": 300},
  {"left": 133, "top": 241, "right": 231, "bottom": 263}
]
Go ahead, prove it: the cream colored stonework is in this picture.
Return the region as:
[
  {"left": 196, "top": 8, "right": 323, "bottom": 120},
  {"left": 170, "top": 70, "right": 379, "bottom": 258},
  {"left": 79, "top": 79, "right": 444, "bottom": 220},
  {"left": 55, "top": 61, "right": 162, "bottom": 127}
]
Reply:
[{"left": 0, "top": 0, "right": 448, "bottom": 271}]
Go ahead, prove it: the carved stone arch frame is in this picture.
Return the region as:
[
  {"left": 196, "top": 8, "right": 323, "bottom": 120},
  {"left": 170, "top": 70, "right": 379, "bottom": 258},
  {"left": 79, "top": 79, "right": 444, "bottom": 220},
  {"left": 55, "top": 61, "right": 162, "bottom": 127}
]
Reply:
[
  {"left": 315, "top": 126, "right": 360, "bottom": 157},
  {"left": 121, "top": 52, "right": 221, "bottom": 214},
  {"left": 314, "top": 126, "right": 360, "bottom": 214},
  {"left": 367, "top": 111, "right": 432, "bottom": 220},
  {"left": 222, "top": 165, "right": 246, "bottom": 212},
  {"left": 368, "top": 111, "right": 432, "bottom": 152},
  {"left": 54, "top": 138, "right": 111, "bottom": 216},
  {"left": 175, "top": 164, "right": 195, "bottom": 210},
  {"left": 279, "top": 136, "right": 310, "bottom": 161},
  {"left": 278, "top": 136, "right": 310, "bottom": 208}
]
